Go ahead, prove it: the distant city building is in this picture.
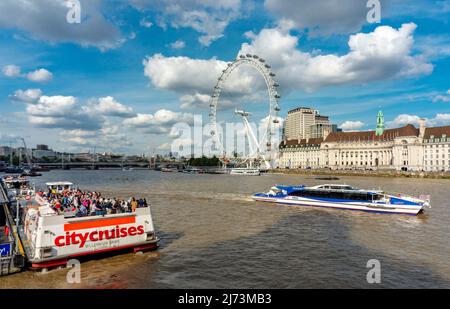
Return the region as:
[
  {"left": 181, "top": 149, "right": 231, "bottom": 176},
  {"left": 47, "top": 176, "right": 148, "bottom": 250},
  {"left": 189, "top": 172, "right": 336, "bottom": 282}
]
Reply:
[
  {"left": 310, "top": 123, "right": 339, "bottom": 139},
  {"left": 278, "top": 110, "right": 450, "bottom": 172},
  {"left": 32, "top": 145, "right": 57, "bottom": 159},
  {"left": 0, "top": 146, "right": 14, "bottom": 157},
  {"left": 279, "top": 138, "right": 323, "bottom": 169},
  {"left": 72, "top": 153, "right": 94, "bottom": 161},
  {"left": 283, "top": 107, "right": 337, "bottom": 140},
  {"left": 36, "top": 144, "right": 50, "bottom": 151}
]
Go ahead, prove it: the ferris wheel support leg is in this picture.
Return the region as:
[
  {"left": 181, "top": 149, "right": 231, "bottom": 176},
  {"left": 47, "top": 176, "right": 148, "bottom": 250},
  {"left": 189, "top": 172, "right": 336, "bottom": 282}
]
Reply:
[
  {"left": 242, "top": 117, "right": 255, "bottom": 158},
  {"left": 243, "top": 116, "right": 261, "bottom": 156}
]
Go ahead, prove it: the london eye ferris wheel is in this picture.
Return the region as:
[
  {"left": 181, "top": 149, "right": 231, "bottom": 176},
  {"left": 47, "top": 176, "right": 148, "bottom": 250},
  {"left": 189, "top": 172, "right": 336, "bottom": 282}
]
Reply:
[{"left": 208, "top": 53, "right": 281, "bottom": 169}]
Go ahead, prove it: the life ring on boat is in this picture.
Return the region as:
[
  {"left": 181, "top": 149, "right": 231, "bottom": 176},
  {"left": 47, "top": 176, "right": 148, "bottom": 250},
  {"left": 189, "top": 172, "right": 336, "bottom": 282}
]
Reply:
[{"left": 25, "top": 195, "right": 31, "bottom": 200}]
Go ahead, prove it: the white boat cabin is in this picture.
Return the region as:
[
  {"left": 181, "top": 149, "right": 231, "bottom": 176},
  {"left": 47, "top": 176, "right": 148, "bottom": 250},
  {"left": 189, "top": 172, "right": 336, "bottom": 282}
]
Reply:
[{"left": 46, "top": 181, "right": 74, "bottom": 194}]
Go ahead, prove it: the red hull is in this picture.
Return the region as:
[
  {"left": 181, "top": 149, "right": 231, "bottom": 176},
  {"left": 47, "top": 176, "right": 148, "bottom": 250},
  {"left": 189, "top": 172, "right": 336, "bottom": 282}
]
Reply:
[{"left": 31, "top": 241, "right": 158, "bottom": 269}]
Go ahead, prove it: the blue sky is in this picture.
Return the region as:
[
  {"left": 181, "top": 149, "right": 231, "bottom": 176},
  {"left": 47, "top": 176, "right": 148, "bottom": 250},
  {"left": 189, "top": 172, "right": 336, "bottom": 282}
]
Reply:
[{"left": 0, "top": 0, "right": 449, "bottom": 155}]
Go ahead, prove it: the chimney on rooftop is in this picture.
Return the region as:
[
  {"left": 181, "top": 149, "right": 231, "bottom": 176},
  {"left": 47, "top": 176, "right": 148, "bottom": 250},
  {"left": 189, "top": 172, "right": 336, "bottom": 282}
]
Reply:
[
  {"left": 323, "top": 126, "right": 331, "bottom": 139},
  {"left": 419, "top": 118, "right": 426, "bottom": 138}
]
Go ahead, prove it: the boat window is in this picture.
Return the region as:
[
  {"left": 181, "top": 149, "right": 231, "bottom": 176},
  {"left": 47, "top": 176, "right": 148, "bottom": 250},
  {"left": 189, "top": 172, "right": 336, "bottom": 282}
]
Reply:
[
  {"left": 289, "top": 190, "right": 371, "bottom": 201},
  {"left": 329, "top": 185, "right": 353, "bottom": 190},
  {"left": 371, "top": 194, "right": 383, "bottom": 201}
]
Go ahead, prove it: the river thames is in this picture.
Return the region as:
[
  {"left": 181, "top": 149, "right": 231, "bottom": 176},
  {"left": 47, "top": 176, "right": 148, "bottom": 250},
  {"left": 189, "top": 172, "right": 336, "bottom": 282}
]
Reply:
[{"left": 1, "top": 169, "right": 450, "bottom": 288}]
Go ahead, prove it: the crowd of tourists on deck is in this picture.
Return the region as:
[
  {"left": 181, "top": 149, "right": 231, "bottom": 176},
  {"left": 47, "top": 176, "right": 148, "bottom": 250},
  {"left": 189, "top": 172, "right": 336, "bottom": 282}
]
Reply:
[{"left": 36, "top": 187, "right": 148, "bottom": 217}]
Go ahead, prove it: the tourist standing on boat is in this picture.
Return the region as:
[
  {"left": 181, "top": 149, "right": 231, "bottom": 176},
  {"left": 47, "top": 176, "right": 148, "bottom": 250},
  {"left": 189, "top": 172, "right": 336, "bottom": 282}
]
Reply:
[{"left": 131, "top": 198, "right": 138, "bottom": 212}]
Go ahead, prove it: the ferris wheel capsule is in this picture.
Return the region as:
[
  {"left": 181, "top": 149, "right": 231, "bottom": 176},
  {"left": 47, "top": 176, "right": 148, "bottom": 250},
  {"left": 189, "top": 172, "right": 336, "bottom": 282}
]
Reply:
[{"left": 269, "top": 72, "right": 276, "bottom": 77}]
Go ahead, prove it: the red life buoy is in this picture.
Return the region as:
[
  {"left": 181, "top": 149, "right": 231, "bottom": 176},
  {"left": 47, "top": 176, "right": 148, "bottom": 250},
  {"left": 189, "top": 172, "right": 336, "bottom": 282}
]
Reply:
[{"left": 25, "top": 195, "right": 31, "bottom": 200}]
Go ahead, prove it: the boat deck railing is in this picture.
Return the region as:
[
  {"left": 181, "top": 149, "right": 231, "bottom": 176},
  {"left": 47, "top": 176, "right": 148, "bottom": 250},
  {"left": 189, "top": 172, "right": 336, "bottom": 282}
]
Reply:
[{"left": 0, "top": 179, "right": 26, "bottom": 276}]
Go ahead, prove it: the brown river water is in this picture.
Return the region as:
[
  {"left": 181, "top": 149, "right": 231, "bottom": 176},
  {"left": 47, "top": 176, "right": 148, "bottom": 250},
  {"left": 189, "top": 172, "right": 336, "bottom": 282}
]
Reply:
[{"left": 1, "top": 169, "right": 450, "bottom": 288}]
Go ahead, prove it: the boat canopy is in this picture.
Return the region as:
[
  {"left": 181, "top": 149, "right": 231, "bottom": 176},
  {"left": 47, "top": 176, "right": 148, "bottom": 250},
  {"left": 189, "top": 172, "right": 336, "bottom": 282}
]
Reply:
[
  {"left": 46, "top": 181, "right": 73, "bottom": 186},
  {"left": 46, "top": 181, "right": 74, "bottom": 193}
]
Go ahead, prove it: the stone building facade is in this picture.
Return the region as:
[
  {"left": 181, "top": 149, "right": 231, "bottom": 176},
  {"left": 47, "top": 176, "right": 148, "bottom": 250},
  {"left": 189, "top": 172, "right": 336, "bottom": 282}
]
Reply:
[
  {"left": 278, "top": 117, "right": 450, "bottom": 172},
  {"left": 423, "top": 126, "right": 450, "bottom": 172}
]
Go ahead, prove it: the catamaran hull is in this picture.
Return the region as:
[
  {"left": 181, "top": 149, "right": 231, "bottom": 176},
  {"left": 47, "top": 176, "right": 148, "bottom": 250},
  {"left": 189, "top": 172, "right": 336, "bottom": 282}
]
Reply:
[{"left": 252, "top": 195, "right": 423, "bottom": 215}]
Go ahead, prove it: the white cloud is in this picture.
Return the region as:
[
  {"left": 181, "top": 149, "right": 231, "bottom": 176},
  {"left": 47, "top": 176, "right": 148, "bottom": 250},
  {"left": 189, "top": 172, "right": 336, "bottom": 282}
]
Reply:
[
  {"left": 387, "top": 113, "right": 450, "bottom": 128},
  {"left": 11, "top": 90, "right": 139, "bottom": 151},
  {"left": 10, "top": 88, "right": 42, "bottom": 103},
  {"left": 27, "top": 95, "right": 77, "bottom": 117},
  {"left": 83, "top": 96, "right": 136, "bottom": 118},
  {"left": 387, "top": 114, "right": 421, "bottom": 127},
  {"left": 157, "top": 142, "right": 171, "bottom": 150},
  {"left": 3, "top": 65, "right": 53, "bottom": 83},
  {"left": 264, "top": 0, "right": 371, "bottom": 36},
  {"left": 22, "top": 94, "right": 136, "bottom": 131},
  {"left": 238, "top": 23, "right": 433, "bottom": 92},
  {"left": 25, "top": 95, "right": 97, "bottom": 131},
  {"left": 60, "top": 122, "right": 132, "bottom": 149},
  {"left": 170, "top": 40, "right": 186, "bottom": 49},
  {"left": 26, "top": 68, "right": 53, "bottom": 83},
  {"left": 129, "top": 0, "right": 244, "bottom": 46},
  {"left": 2, "top": 64, "right": 21, "bottom": 77},
  {"left": 178, "top": 92, "right": 240, "bottom": 110},
  {"left": 429, "top": 114, "right": 450, "bottom": 126},
  {"left": 179, "top": 93, "right": 210, "bottom": 109},
  {"left": 143, "top": 23, "right": 433, "bottom": 110},
  {"left": 64, "top": 136, "right": 92, "bottom": 146},
  {"left": 415, "top": 35, "right": 450, "bottom": 60},
  {"left": 340, "top": 121, "right": 365, "bottom": 131},
  {"left": 143, "top": 53, "right": 262, "bottom": 110},
  {"left": 0, "top": 0, "right": 123, "bottom": 50},
  {"left": 61, "top": 129, "right": 97, "bottom": 137},
  {"left": 139, "top": 18, "right": 153, "bottom": 28},
  {"left": 433, "top": 89, "right": 450, "bottom": 103},
  {"left": 123, "top": 109, "right": 194, "bottom": 134},
  {"left": 143, "top": 54, "right": 225, "bottom": 94}
]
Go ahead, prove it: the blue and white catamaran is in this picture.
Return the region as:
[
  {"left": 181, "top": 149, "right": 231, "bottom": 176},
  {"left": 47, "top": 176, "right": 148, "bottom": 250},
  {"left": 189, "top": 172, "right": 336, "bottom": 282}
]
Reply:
[{"left": 252, "top": 184, "right": 430, "bottom": 215}]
